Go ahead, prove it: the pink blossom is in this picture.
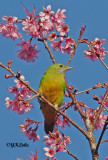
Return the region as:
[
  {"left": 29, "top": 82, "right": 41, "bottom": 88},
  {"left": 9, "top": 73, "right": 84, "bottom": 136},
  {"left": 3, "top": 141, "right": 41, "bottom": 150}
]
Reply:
[
  {"left": 39, "top": 5, "right": 54, "bottom": 19},
  {"left": 17, "top": 39, "right": 40, "bottom": 62},
  {"left": 20, "top": 119, "right": 42, "bottom": 142},
  {"left": 22, "top": 17, "right": 40, "bottom": 38},
  {"left": 55, "top": 9, "right": 66, "bottom": 24},
  {"left": 61, "top": 45, "right": 73, "bottom": 54},
  {"left": 56, "top": 116, "right": 70, "bottom": 129},
  {"left": 51, "top": 41, "right": 61, "bottom": 51},
  {"left": 63, "top": 135, "right": 71, "bottom": 146},
  {"left": 84, "top": 108, "right": 107, "bottom": 130},
  {"left": 65, "top": 37, "right": 75, "bottom": 47},
  {"left": 39, "top": 18, "right": 53, "bottom": 35},
  {"left": 5, "top": 76, "right": 33, "bottom": 114},
  {"left": 48, "top": 32, "right": 57, "bottom": 42},
  {"left": 105, "top": 157, "right": 108, "bottom": 160},
  {"left": 14, "top": 75, "right": 25, "bottom": 88},
  {"left": 43, "top": 130, "right": 71, "bottom": 158},
  {"left": 8, "top": 86, "right": 18, "bottom": 94},
  {"left": 83, "top": 49, "right": 98, "bottom": 62},
  {"left": 5, "top": 96, "right": 33, "bottom": 115},
  {"left": 43, "top": 135, "right": 56, "bottom": 146},
  {"left": 59, "top": 24, "right": 69, "bottom": 36},
  {"left": 56, "top": 145, "right": 66, "bottom": 152},
  {"left": 83, "top": 38, "right": 108, "bottom": 61},
  {"left": 94, "top": 38, "right": 106, "bottom": 49},
  {"left": 25, "top": 128, "right": 40, "bottom": 142},
  {"left": 44, "top": 145, "right": 56, "bottom": 157},
  {"left": 0, "top": 16, "right": 22, "bottom": 40}
]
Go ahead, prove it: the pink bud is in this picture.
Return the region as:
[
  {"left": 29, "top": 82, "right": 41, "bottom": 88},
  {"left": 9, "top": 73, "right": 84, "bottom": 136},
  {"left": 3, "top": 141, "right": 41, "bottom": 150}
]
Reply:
[
  {"left": 17, "top": 71, "right": 21, "bottom": 76},
  {"left": 8, "top": 60, "right": 12, "bottom": 68},
  {"left": 5, "top": 74, "right": 13, "bottom": 79},
  {"left": 65, "top": 93, "right": 69, "bottom": 97}
]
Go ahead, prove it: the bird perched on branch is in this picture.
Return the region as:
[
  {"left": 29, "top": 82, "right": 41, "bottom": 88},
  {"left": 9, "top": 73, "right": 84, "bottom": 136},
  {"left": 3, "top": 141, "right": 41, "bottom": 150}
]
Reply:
[{"left": 38, "top": 63, "right": 73, "bottom": 134}]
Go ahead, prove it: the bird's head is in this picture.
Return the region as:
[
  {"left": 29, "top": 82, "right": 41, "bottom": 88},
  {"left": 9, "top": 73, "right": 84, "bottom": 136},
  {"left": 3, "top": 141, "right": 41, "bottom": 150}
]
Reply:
[{"left": 46, "top": 63, "right": 74, "bottom": 75}]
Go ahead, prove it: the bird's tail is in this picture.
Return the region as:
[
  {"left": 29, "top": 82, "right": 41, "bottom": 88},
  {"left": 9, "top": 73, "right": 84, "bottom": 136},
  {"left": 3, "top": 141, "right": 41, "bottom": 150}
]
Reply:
[{"left": 44, "top": 121, "right": 55, "bottom": 134}]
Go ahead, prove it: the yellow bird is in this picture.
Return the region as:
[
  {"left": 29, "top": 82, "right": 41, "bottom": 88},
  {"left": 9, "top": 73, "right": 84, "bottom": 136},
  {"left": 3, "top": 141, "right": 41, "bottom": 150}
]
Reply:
[{"left": 38, "top": 63, "right": 73, "bottom": 134}]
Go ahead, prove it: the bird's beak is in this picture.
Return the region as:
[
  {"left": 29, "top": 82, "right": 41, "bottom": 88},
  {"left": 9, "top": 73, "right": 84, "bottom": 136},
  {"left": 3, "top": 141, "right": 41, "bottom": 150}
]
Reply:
[{"left": 65, "top": 66, "right": 75, "bottom": 71}]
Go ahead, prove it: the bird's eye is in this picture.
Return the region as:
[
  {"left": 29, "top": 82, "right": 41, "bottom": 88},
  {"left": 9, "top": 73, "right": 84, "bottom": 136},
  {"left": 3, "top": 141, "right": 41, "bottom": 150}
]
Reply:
[{"left": 59, "top": 64, "right": 63, "bottom": 67}]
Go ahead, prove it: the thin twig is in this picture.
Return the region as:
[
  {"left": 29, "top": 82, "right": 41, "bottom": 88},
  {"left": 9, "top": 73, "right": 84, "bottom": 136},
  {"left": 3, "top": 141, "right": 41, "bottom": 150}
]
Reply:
[
  {"left": 94, "top": 117, "right": 108, "bottom": 155},
  {"left": 67, "top": 27, "right": 85, "bottom": 66},
  {"left": 65, "top": 80, "right": 86, "bottom": 120},
  {"left": 99, "top": 57, "right": 108, "bottom": 70},
  {"left": 103, "top": 104, "right": 108, "bottom": 112},
  {"left": 26, "top": 94, "right": 40, "bottom": 101},
  {"left": 76, "top": 83, "right": 105, "bottom": 95},
  {"left": 100, "top": 139, "right": 108, "bottom": 144},
  {"left": 38, "top": 39, "right": 56, "bottom": 64},
  {"left": 64, "top": 147, "right": 79, "bottom": 160},
  {"left": 76, "top": 87, "right": 94, "bottom": 95}
]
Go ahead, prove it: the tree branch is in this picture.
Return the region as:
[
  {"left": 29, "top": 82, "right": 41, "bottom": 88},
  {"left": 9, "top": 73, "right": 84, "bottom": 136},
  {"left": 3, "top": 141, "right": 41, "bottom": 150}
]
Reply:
[
  {"left": 64, "top": 146, "right": 79, "bottom": 160},
  {"left": 67, "top": 26, "right": 85, "bottom": 66},
  {"left": 100, "top": 139, "right": 108, "bottom": 144},
  {"left": 38, "top": 39, "right": 56, "bottom": 64}
]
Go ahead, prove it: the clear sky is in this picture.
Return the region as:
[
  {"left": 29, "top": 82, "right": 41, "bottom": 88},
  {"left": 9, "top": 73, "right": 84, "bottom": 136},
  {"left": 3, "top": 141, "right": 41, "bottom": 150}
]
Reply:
[{"left": 0, "top": 0, "right": 108, "bottom": 160}]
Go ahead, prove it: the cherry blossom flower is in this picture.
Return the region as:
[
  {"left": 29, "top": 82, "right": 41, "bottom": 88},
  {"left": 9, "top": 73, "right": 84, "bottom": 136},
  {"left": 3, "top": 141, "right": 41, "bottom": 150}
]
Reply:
[
  {"left": 17, "top": 39, "right": 40, "bottom": 62},
  {"left": 43, "top": 130, "right": 71, "bottom": 158},
  {"left": 51, "top": 41, "right": 61, "bottom": 51},
  {"left": 25, "top": 128, "right": 40, "bottom": 142},
  {"left": 14, "top": 75, "right": 26, "bottom": 88},
  {"left": 56, "top": 116, "right": 70, "bottom": 129},
  {"left": 39, "top": 5, "right": 54, "bottom": 19},
  {"left": 20, "top": 119, "right": 42, "bottom": 142},
  {"left": 55, "top": 9, "right": 66, "bottom": 24},
  {"left": 48, "top": 32, "right": 57, "bottom": 42},
  {"left": 44, "top": 145, "right": 56, "bottom": 157},
  {"left": 22, "top": 16, "right": 40, "bottom": 38},
  {"left": 61, "top": 45, "right": 73, "bottom": 54},
  {"left": 0, "top": 16, "right": 22, "bottom": 40},
  {"left": 5, "top": 76, "right": 34, "bottom": 114},
  {"left": 83, "top": 38, "right": 108, "bottom": 61},
  {"left": 65, "top": 37, "right": 75, "bottom": 47},
  {"left": 84, "top": 108, "right": 107, "bottom": 130},
  {"left": 59, "top": 24, "right": 69, "bottom": 36}
]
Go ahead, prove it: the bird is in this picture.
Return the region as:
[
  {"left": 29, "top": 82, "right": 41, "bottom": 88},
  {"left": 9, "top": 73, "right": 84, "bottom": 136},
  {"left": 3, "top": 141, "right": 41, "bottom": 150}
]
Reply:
[{"left": 38, "top": 63, "right": 73, "bottom": 134}]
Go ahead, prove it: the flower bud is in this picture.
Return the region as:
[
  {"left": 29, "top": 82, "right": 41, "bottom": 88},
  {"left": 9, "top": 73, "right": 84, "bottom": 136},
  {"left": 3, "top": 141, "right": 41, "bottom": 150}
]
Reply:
[
  {"left": 5, "top": 74, "right": 13, "bottom": 79},
  {"left": 86, "top": 91, "right": 89, "bottom": 94},
  {"left": 93, "top": 95, "right": 99, "bottom": 101},
  {"left": 17, "top": 71, "right": 21, "bottom": 76},
  {"left": 8, "top": 60, "right": 12, "bottom": 68},
  {"left": 104, "top": 82, "right": 107, "bottom": 86}
]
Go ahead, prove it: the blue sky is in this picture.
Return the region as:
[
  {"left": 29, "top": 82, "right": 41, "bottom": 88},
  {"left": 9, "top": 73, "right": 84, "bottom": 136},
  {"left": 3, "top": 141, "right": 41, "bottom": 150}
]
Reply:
[{"left": 0, "top": 0, "right": 108, "bottom": 160}]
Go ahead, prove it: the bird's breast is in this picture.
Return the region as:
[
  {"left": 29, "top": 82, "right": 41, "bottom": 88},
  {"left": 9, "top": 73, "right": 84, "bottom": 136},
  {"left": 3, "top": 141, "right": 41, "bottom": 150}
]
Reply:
[{"left": 39, "top": 76, "right": 65, "bottom": 107}]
